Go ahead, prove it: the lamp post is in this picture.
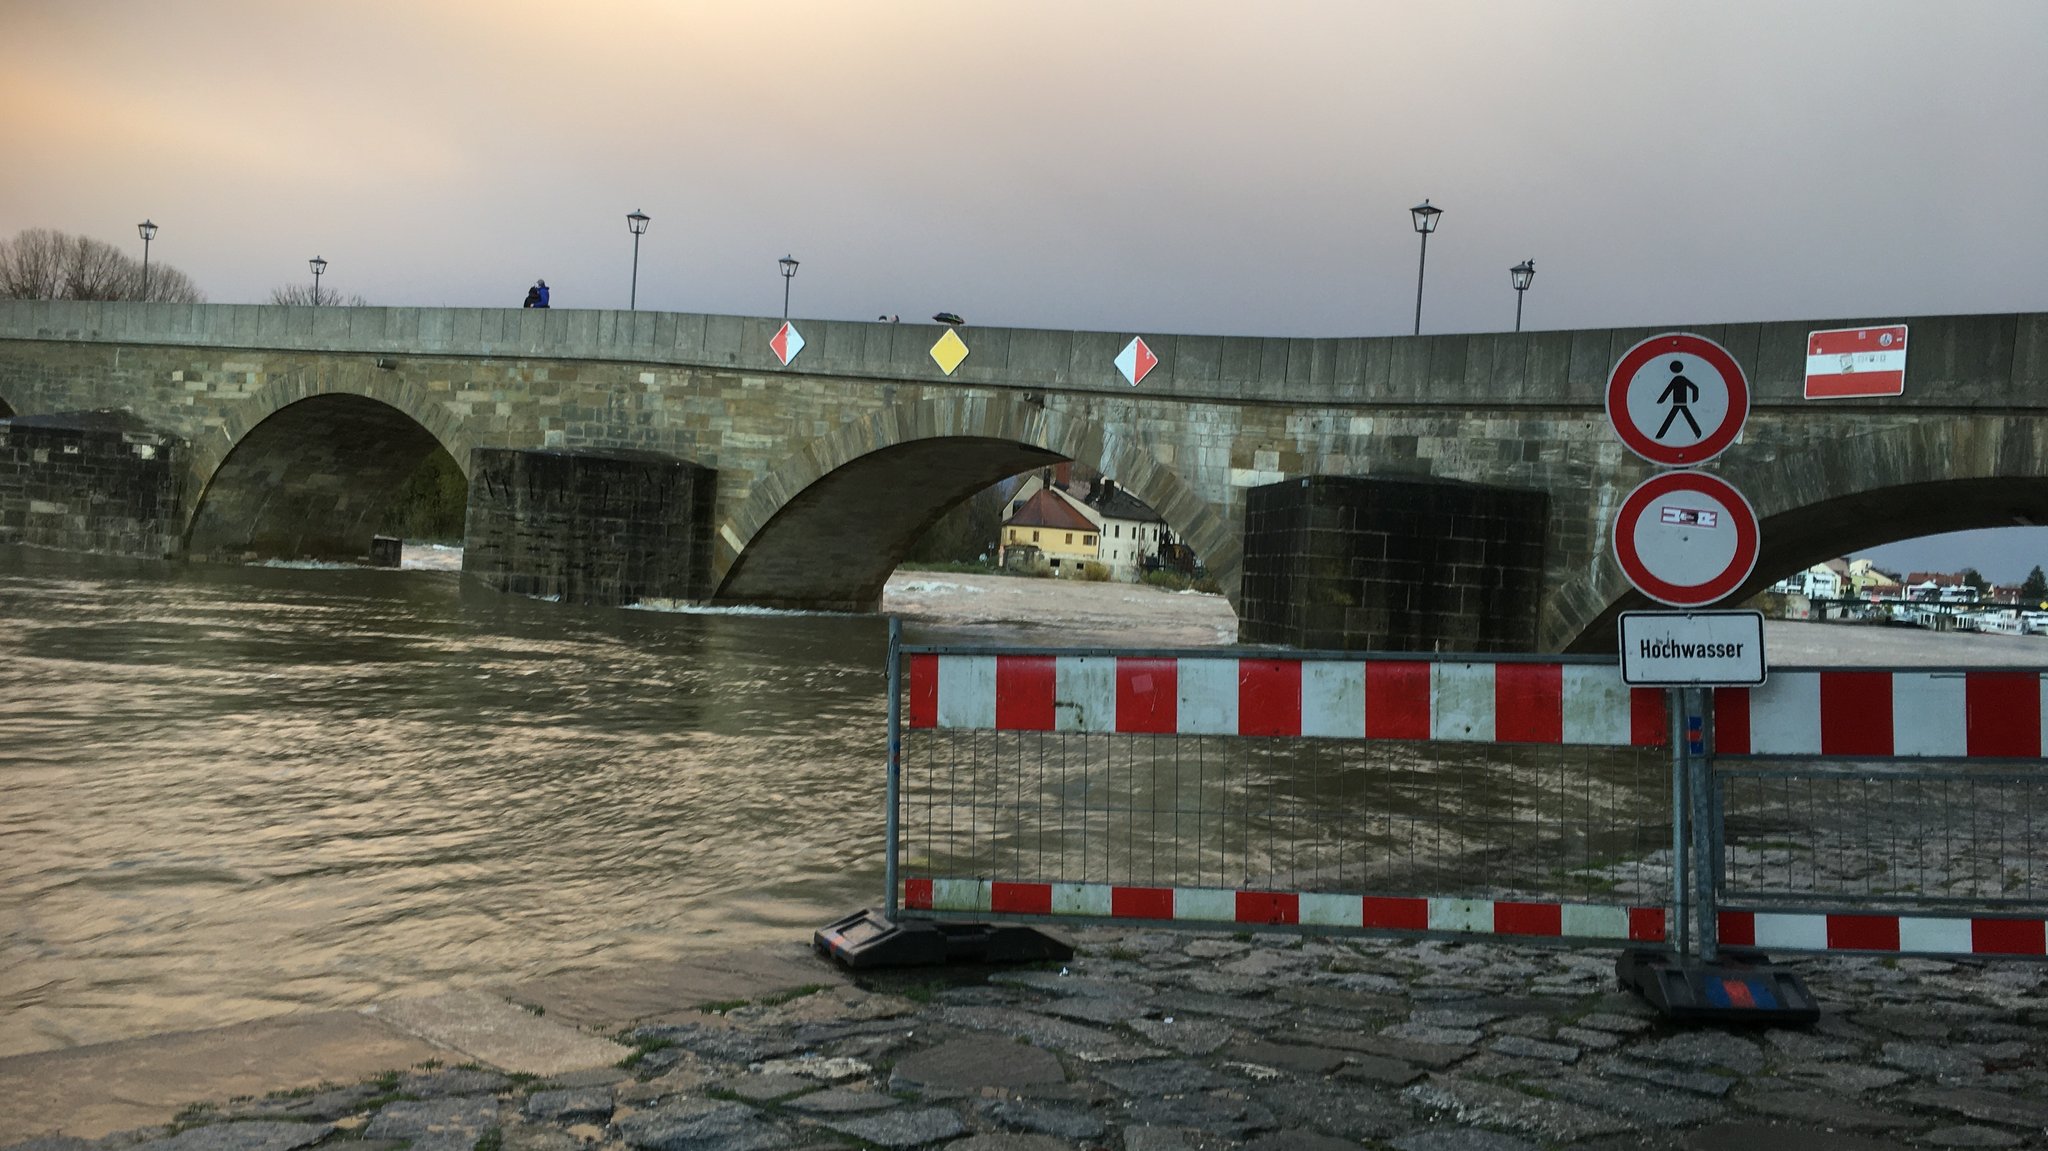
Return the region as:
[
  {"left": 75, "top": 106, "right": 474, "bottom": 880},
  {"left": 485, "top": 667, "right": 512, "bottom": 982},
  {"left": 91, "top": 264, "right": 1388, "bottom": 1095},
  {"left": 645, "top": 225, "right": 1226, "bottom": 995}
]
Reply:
[
  {"left": 626, "top": 210, "right": 650, "bottom": 311},
  {"left": 1409, "top": 199, "right": 1442, "bottom": 335},
  {"left": 1510, "top": 258, "right": 1535, "bottom": 333},
  {"left": 309, "top": 256, "right": 326, "bottom": 306},
  {"left": 778, "top": 254, "right": 799, "bottom": 320},
  {"left": 137, "top": 220, "right": 157, "bottom": 300}
]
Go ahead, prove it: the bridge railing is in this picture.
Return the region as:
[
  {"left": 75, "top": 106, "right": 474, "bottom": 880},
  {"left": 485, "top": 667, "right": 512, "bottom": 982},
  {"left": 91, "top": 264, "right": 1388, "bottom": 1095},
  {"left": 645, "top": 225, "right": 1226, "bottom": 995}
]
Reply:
[{"left": 885, "top": 627, "right": 1677, "bottom": 946}]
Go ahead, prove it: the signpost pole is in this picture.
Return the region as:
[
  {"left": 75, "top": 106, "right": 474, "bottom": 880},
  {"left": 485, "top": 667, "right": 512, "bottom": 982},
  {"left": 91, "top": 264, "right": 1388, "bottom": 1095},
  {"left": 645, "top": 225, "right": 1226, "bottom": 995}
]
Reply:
[
  {"left": 1668, "top": 685, "right": 1690, "bottom": 959},
  {"left": 884, "top": 615, "right": 903, "bottom": 918},
  {"left": 1691, "top": 687, "right": 1720, "bottom": 962}
]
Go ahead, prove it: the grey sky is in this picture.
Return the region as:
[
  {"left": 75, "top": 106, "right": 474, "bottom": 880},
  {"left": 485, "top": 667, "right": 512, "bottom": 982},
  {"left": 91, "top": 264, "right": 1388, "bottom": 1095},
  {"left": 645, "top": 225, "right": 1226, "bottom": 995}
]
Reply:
[{"left": 3, "top": 1, "right": 2046, "bottom": 574}]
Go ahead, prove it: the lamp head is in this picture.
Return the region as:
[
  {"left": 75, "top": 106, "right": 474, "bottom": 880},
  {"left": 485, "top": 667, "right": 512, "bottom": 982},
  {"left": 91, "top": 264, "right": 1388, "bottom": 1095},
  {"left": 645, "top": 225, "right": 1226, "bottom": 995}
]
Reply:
[
  {"left": 138, "top": 219, "right": 158, "bottom": 242},
  {"left": 309, "top": 256, "right": 327, "bottom": 275},
  {"left": 627, "top": 209, "right": 651, "bottom": 235},
  {"left": 1510, "top": 258, "right": 1535, "bottom": 291},
  {"left": 1410, "top": 199, "right": 1443, "bottom": 234},
  {"left": 779, "top": 254, "right": 799, "bottom": 279}
]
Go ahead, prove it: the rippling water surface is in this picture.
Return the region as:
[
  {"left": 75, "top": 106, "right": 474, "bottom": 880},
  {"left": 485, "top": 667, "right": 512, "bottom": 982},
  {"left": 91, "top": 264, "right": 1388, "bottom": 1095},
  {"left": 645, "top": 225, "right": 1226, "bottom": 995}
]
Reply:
[
  {"left": 0, "top": 546, "right": 895, "bottom": 1057},
  {"left": 4, "top": 545, "right": 2040, "bottom": 1058}
]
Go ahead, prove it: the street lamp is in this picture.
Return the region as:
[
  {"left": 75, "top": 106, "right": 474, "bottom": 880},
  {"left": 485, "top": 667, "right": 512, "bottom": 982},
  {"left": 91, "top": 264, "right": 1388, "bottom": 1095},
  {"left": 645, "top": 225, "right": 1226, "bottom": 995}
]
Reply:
[
  {"left": 309, "top": 256, "right": 326, "bottom": 306},
  {"left": 1410, "top": 199, "right": 1442, "bottom": 336},
  {"left": 778, "top": 254, "right": 799, "bottom": 320},
  {"left": 626, "top": 209, "right": 650, "bottom": 311},
  {"left": 137, "top": 220, "right": 157, "bottom": 300},
  {"left": 1510, "top": 258, "right": 1535, "bottom": 333}
]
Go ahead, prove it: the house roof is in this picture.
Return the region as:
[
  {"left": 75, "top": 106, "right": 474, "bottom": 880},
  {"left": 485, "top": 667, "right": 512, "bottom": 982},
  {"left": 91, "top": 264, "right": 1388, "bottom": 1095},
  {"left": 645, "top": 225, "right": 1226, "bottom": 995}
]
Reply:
[
  {"left": 1085, "top": 480, "right": 1166, "bottom": 524},
  {"left": 1006, "top": 489, "right": 1098, "bottom": 531}
]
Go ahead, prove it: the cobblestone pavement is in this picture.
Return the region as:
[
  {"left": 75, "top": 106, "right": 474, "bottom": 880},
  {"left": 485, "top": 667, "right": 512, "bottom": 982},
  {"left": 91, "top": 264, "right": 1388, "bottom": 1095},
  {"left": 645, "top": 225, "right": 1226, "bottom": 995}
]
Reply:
[{"left": 9, "top": 926, "right": 2048, "bottom": 1151}]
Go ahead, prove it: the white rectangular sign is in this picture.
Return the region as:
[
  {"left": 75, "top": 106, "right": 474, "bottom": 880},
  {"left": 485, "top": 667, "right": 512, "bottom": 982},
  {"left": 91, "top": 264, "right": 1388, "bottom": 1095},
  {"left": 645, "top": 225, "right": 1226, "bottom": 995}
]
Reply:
[{"left": 1619, "top": 610, "right": 1767, "bottom": 687}]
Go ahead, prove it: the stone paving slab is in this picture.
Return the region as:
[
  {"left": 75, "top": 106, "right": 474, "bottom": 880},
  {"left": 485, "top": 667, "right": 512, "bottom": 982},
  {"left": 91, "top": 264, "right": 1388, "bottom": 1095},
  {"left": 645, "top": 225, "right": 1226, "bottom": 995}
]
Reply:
[
  {"left": 0, "top": 1011, "right": 443, "bottom": 1143},
  {"left": 369, "top": 989, "right": 626, "bottom": 1076}
]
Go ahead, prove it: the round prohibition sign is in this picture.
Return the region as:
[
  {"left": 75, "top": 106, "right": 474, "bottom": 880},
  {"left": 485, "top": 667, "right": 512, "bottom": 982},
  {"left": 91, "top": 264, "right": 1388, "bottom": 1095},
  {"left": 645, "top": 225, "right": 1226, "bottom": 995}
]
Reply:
[
  {"left": 1612, "top": 470, "right": 1760, "bottom": 607},
  {"left": 1606, "top": 332, "right": 1750, "bottom": 466}
]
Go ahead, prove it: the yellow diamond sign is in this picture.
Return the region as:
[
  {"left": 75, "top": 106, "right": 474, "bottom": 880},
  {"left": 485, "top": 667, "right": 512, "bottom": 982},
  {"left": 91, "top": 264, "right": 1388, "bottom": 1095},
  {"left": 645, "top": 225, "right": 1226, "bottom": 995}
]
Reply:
[{"left": 929, "top": 328, "right": 970, "bottom": 376}]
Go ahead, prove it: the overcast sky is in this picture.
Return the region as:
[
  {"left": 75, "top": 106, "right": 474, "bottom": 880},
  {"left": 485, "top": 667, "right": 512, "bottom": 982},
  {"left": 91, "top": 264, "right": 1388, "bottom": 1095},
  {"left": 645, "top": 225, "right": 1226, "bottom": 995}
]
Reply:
[{"left": 4, "top": 1, "right": 2046, "bottom": 577}]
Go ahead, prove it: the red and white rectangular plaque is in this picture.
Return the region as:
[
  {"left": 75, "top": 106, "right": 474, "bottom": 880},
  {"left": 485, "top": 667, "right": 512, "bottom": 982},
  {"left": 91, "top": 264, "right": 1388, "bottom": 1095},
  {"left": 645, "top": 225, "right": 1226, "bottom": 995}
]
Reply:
[{"left": 1805, "top": 325, "right": 1906, "bottom": 399}]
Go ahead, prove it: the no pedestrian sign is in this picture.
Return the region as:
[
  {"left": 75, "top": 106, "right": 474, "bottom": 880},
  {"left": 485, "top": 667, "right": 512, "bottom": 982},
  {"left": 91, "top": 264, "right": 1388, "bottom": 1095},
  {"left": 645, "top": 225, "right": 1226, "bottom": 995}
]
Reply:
[
  {"left": 1612, "top": 471, "right": 1760, "bottom": 608},
  {"left": 1605, "top": 333, "right": 1750, "bottom": 467},
  {"left": 1619, "top": 611, "right": 1767, "bottom": 687}
]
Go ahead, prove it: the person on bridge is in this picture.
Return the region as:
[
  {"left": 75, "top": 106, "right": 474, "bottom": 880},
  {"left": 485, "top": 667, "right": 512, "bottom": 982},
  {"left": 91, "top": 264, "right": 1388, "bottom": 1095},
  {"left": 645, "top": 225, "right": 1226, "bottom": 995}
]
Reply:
[
  {"left": 533, "top": 280, "right": 551, "bottom": 308},
  {"left": 522, "top": 285, "right": 541, "bottom": 308}
]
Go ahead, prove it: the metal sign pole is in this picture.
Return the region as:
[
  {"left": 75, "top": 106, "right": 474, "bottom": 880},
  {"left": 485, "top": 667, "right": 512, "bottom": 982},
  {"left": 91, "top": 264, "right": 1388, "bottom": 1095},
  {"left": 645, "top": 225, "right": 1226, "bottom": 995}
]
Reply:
[
  {"left": 1691, "top": 686, "right": 1720, "bottom": 962},
  {"left": 884, "top": 616, "right": 903, "bottom": 918},
  {"left": 1668, "top": 686, "right": 1689, "bottom": 958}
]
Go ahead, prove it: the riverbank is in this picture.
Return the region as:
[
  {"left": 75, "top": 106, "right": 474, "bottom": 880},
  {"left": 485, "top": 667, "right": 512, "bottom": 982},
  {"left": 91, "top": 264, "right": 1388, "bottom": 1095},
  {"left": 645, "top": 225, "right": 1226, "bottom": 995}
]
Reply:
[{"left": 4, "top": 926, "right": 2045, "bottom": 1151}]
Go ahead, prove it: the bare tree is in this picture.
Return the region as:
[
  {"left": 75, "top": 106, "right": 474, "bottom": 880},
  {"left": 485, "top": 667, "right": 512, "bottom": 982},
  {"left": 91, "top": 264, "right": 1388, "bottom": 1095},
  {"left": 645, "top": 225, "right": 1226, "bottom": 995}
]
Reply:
[
  {"left": 268, "top": 283, "right": 369, "bottom": 307},
  {"left": 0, "top": 227, "right": 205, "bottom": 302}
]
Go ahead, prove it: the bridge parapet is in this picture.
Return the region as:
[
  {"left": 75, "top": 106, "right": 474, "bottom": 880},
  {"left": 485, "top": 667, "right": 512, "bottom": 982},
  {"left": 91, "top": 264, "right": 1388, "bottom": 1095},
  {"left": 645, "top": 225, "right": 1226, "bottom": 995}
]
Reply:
[{"left": 4, "top": 300, "right": 2042, "bottom": 411}]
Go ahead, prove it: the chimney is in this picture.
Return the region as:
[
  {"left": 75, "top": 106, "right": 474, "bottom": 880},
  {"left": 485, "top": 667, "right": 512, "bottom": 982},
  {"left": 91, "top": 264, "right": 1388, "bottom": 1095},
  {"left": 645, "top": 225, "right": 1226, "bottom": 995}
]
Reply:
[{"left": 1054, "top": 461, "right": 1071, "bottom": 488}]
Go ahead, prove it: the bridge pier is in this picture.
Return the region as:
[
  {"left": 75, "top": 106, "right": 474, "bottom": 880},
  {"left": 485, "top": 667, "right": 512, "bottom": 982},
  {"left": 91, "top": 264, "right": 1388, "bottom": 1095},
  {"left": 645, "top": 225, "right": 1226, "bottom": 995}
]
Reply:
[
  {"left": 462, "top": 447, "right": 717, "bottom": 608},
  {"left": 1238, "top": 475, "right": 1549, "bottom": 652},
  {"left": 0, "top": 411, "right": 184, "bottom": 559}
]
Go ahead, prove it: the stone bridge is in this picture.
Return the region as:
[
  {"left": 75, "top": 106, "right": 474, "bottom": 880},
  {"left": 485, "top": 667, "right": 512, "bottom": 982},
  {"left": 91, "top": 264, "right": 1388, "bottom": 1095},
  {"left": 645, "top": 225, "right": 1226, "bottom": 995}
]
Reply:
[{"left": 1, "top": 300, "right": 2044, "bottom": 653}]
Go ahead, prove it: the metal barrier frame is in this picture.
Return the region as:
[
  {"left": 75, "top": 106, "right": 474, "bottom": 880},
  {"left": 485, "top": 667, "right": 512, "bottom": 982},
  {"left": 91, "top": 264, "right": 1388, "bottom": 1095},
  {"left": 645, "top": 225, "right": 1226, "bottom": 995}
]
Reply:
[
  {"left": 1705, "top": 666, "right": 2048, "bottom": 959},
  {"left": 881, "top": 619, "right": 1680, "bottom": 949},
  {"left": 879, "top": 626, "right": 2048, "bottom": 961}
]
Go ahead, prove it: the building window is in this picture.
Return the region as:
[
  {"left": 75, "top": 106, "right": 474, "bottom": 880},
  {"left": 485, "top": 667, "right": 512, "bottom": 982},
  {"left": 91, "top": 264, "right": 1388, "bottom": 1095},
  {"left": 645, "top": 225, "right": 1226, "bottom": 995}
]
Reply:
[
  {"left": 1007, "top": 528, "right": 1017, "bottom": 541},
  {"left": 1032, "top": 531, "right": 1040, "bottom": 542},
  {"left": 1066, "top": 533, "right": 1074, "bottom": 544},
  {"left": 1083, "top": 534, "right": 1095, "bottom": 546},
  {"left": 1114, "top": 524, "right": 1121, "bottom": 538}
]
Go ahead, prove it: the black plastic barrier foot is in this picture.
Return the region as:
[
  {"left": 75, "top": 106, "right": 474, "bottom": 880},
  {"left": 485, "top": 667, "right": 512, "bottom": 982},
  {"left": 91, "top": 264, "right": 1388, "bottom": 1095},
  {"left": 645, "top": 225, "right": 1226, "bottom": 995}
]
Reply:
[
  {"left": 814, "top": 909, "right": 1074, "bottom": 969},
  {"left": 1616, "top": 948, "right": 1820, "bottom": 1026}
]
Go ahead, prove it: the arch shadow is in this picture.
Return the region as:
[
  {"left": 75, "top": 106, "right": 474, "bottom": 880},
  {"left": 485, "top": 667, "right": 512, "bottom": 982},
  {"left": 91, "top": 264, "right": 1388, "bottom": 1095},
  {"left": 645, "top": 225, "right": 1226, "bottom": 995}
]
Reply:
[
  {"left": 714, "top": 395, "right": 1239, "bottom": 612},
  {"left": 185, "top": 386, "right": 469, "bottom": 563}
]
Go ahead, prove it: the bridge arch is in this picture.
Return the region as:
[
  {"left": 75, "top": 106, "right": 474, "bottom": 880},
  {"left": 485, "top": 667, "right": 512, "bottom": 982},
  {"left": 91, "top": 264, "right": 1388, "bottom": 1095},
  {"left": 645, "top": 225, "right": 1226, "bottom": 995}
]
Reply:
[
  {"left": 1558, "top": 414, "right": 2048, "bottom": 652},
  {"left": 184, "top": 371, "right": 473, "bottom": 563},
  {"left": 714, "top": 394, "right": 1237, "bottom": 612}
]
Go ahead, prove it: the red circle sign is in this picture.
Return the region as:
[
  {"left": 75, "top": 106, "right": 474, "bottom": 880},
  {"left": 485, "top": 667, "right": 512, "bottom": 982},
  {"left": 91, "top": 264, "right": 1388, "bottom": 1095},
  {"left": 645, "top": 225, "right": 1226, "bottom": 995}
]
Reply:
[
  {"left": 1612, "top": 471, "right": 1760, "bottom": 607},
  {"left": 1605, "top": 332, "right": 1749, "bottom": 466}
]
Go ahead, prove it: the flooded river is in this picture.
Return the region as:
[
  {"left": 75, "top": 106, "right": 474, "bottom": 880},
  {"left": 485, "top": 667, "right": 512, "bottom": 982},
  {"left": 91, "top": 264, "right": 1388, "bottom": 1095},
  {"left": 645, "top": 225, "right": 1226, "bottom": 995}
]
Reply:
[{"left": 1, "top": 546, "right": 2040, "bottom": 1057}]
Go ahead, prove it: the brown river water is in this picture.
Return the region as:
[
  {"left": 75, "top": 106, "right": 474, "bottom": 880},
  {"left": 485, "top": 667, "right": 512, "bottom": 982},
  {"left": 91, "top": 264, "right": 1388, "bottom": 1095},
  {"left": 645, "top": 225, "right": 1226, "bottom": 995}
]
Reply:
[{"left": 2, "top": 545, "right": 2041, "bottom": 1057}]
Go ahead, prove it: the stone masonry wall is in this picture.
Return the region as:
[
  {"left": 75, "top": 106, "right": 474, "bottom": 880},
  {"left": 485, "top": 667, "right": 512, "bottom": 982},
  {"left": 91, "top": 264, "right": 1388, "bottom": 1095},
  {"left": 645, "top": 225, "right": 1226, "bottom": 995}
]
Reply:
[
  {"left": 1240, "top": 475, "right": 1548, "bottom": 652},
  {"left": 463, "top": 447, "right": 716, "bottom": 607},
  {"left": 0, "top": 412, "right": 183, "bottom": 558}
]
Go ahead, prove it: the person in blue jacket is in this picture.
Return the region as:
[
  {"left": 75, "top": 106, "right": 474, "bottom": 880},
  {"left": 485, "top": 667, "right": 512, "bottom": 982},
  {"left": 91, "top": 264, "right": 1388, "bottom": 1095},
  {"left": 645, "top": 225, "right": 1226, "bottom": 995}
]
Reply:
[{"left": 533, "top": 280, "right": 550, "bottom": 308}]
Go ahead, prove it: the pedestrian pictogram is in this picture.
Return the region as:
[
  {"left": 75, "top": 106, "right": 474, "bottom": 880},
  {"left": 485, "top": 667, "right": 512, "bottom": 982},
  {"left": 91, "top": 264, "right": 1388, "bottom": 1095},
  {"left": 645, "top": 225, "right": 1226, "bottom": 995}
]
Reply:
[
  {"left": 1805, "top": 324, "right": 1907, "bottom": 399},
  {"left": 1606, "top": 333, "right": 1750, "bottom": 466},
  {"left": 1612, "top": 471, "right": 1760, "bottom": 607},
  {"left": 1114, "top": 337, "right": 1158, "bottom": 387},
  {"left": 770, "top": 321, "right": 804, "bottom": 366}
]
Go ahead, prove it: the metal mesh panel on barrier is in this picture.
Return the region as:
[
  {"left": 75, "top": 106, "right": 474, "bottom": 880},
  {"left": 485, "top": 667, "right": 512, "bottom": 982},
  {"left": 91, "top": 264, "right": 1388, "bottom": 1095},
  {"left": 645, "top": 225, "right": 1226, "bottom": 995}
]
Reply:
[
  {"left": 900, "top": 730, "right": 1672, "bottom": 905},
  {"left": 1715, "top": 761, "right": 2048, "bottom": 911}
]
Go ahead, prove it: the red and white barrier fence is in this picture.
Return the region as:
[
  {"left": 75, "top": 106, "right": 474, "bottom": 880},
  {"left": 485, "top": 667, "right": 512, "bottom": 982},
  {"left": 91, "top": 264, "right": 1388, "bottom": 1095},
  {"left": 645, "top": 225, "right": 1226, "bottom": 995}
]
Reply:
[
  {"left": 908, "top": 653, "right": 1667, "bottom": 746},
  {"left": 1717, "top": 669, "right": 2048, "bottom": 758},
  {"left": 1718, "top": 908, "right": 2048, "bottom": 957},
  {"left": 903, "top": 877, "right": 1668, "bottom": 944}
]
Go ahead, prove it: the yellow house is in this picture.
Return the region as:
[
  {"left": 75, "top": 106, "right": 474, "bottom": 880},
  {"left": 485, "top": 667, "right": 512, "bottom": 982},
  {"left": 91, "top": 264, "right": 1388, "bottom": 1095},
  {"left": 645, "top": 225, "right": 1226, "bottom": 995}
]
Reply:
[{"left": 998, "top": 488, "right": 1102, "bottom": 576}]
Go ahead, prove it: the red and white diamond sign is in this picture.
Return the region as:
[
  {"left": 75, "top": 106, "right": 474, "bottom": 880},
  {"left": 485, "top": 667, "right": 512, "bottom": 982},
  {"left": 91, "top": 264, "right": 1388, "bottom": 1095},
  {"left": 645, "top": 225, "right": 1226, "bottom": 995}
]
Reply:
[
  {"left": 770, "top": 321, "right": 805, "bottom": 366},
  {"left": 1805, "top": 324, "right": 1906, "bottom": 399},
  {"left": 1114, "top": 337, "right": 1158, "bottom": 387}
]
